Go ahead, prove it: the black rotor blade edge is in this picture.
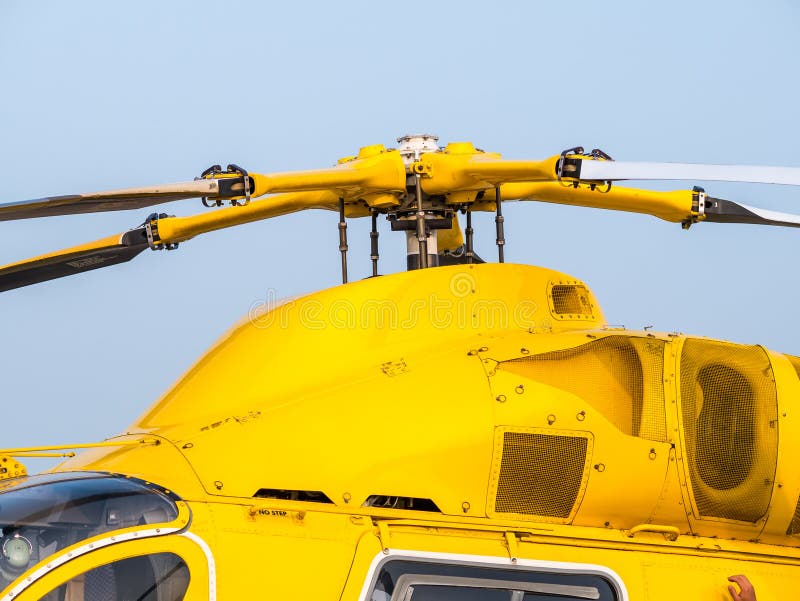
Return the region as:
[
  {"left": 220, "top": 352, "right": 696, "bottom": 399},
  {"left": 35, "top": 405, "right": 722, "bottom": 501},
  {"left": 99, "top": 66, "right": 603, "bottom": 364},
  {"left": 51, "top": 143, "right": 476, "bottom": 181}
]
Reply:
[{"left": 0, "top": 227, "right": 150, "bottom": 292}]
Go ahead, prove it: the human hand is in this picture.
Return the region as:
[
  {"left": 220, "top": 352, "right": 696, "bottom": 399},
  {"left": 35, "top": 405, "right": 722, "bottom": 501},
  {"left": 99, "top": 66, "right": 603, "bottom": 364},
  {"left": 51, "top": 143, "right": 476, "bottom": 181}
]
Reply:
[{"left": 727, "top": 575, "right": 756, "bottom": 601}]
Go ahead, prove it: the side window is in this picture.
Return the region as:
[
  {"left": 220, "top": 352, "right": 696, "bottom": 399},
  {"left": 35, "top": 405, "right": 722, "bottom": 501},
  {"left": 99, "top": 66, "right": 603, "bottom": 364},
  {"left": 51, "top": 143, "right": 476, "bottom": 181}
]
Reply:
[
  {"left": 38, "top": 552, "right": 189, "bottom": 601},
  {"left": 370, "top": 560, "right": 617, "bottom": 601}
]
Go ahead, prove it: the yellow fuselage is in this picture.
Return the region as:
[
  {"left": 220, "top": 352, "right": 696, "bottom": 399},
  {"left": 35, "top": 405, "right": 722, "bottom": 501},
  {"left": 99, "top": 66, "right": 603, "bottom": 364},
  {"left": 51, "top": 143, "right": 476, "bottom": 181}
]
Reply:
[{"left": 5, "top": 263, "right": 800, "bottom": 600}]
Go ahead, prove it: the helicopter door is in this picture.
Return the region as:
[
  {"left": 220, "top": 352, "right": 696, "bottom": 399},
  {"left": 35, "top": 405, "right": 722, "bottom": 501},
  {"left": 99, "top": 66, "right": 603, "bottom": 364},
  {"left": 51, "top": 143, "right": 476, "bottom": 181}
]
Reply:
[{"left": 10, "top": 534, "right": 212, "bottom": 601}]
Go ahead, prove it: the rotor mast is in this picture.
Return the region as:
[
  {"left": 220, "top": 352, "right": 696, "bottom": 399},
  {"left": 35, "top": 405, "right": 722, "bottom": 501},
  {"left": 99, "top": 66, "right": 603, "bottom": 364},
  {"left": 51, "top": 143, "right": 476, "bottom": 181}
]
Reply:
[{"left": 396, "top": 134, "right": 442, "bottom": 271}]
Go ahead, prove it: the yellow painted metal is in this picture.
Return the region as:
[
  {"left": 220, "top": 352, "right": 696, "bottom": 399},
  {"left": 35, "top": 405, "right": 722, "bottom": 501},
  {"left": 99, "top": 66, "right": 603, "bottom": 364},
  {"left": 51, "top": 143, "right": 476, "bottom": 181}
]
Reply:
[
  {"left": 4, "top": 139, "right": 800, "bottom": 597},
  {"left": 0, "top": 438, "right": 158, "bottom": 456},
  {"left": 481, "top": 182, "right": 696, "bottom": 223},
  {"left": 6, "top": 452, "right": 74, "bottom": 458},
  {"left": 246, "top": 146, "right": 406, "bottom": 201},
  {"left": 418, "top": 143, "right": 562, "bottom": 195},
  {"left": 436, "top": 215, "right": 465, "bottom": 251},
  {"left": 626, "top": 523, "right": 680, "bottom": 541},
  {"left": 14, "top": 530, "right": 209, "bottom": 600},
  {"left": 13, "top": 262, "right": 790, "bottom": 598},
  {"left": 154, "top": 189, "right": 340, "bottom": 244},
  {"left": 0, "top": 455, "right": 26, "bottom": 481}
]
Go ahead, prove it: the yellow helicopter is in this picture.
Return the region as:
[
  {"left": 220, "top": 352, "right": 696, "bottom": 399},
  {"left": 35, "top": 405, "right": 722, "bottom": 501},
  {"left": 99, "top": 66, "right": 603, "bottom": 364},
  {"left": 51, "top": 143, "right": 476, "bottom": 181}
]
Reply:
[{"left": 1, "top": 134, "right": 799, "bottom": 600}]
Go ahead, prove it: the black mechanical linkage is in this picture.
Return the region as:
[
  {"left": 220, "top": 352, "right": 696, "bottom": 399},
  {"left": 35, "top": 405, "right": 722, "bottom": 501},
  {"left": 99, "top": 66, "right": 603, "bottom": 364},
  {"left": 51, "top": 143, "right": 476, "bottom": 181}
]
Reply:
[
  {"left": 495, "top": 185, "right": 505, "bottom": 263},
  {"left": 414, "top": 172, "right": 428, "bottom": 269},
  {"left": 465, "top": 208, "right": 474, "bottom": 264},
  {"left": 370, "top": 210, "right": 379, "bottom": 277},
  {"left": 338, "top": 198, "right": 348, "bottom": 284}
]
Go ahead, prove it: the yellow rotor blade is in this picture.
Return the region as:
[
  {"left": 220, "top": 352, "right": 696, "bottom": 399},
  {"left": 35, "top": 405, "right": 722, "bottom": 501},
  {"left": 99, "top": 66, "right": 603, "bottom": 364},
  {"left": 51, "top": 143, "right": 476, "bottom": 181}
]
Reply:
[
  {"left": 0, "top": 190, "right": 345, "bottom": 292},
  {"left": 0, "top": 147, "right": 406, "bottom": 221},
  {"left": 0, "top": 228, "right": 149, "bottom": 292}
]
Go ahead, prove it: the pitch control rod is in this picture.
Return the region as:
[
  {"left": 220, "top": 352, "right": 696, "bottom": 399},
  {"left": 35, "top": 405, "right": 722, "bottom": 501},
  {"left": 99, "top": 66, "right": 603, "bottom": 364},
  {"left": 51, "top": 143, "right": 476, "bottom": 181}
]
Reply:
[
  {"left": 370, "top": 210, "right": 379, "bottom": 277},
  {"left": 414, "top": 168, "right": 428, "bottom": 269},
  {"left": 338, "top": 198, "right": 348, "bottom": 284},
  {"left": 495, "top": 185, "right": 505, "bottom": 263}
]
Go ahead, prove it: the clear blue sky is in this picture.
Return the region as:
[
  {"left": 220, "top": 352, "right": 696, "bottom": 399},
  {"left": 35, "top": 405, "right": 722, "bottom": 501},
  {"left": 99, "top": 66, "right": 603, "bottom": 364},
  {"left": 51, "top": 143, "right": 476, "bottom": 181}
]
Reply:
[{"left": 2, "top": 0, "right": 799, "bottom": 470}]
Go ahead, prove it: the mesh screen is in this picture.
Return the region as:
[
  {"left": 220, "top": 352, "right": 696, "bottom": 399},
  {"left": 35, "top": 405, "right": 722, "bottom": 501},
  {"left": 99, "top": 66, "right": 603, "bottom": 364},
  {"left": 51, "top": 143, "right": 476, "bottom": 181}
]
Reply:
[
  {"left": 500, "top": 336, "right": 667, "bottom": 441},
  {"left": 494, "top": 431, "right": 589, "bottom": 519},
  {"left": 786, "top": 354, "right": 800, "bottom": 381},
  {"left": 680, "top": 339, "right": 778, "bottom": 522},
  {"left": 787, "top": 496, "right": 800, "bottom": 535},
  {"left": 550, "top": 284, "right": 593, "bottom": 316}
]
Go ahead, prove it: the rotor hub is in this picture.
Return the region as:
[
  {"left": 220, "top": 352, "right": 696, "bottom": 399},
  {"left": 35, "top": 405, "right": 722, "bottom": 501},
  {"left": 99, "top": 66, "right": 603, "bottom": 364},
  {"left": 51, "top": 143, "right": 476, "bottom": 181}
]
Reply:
[{"left": 397, "top": 134, "right": 439, "bottom": 166}]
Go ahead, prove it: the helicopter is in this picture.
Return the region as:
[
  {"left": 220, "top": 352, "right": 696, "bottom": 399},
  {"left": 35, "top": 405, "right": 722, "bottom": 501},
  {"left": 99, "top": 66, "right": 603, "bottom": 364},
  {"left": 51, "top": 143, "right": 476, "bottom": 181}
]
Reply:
[{"left": 1, "top": 134, "right": 799, "bottom": 600}]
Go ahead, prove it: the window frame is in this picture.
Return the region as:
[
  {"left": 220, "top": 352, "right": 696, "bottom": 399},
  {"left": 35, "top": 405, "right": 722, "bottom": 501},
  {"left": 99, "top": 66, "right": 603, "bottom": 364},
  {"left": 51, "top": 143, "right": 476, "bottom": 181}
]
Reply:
[
  {"left": 391, "top": 573, "right": 602, "bottom": 601},
  {"left": 5, "top": 532, "right": 214, "bottom": 601},
  {"left": 359, "top": 551, "right": 627, "bottom": 601}
]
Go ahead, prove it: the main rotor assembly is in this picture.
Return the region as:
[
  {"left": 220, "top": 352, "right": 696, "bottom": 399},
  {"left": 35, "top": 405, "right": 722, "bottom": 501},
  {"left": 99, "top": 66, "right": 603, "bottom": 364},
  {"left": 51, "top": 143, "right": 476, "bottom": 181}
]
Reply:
[{"left": 2, "top": 133, "right": 800, "bottom": 291}]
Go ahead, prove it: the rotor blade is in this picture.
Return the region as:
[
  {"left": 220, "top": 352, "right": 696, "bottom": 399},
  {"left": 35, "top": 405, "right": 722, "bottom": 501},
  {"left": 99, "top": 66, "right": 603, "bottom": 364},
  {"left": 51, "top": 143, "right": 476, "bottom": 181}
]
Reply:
[
  {"left": 704, "top": 196, "right": 800, "bottom": 227},
  {"left": 575, "top": 160, "right": 800, "bottom": 186},
  {"left": 1, "top": 150, "right": 406, "bottom": 221},
  {"left": 0, "top": 180, "right": 224, "bottom": 221},
  {"left": 476, "top": 182, "right": 800, "bottom": 230},
  {"left": 0, "top": 190, "right": 348, "bottom": 293},
  {"left": 0, "top": 228, "right": 149, "bottom": 292}
]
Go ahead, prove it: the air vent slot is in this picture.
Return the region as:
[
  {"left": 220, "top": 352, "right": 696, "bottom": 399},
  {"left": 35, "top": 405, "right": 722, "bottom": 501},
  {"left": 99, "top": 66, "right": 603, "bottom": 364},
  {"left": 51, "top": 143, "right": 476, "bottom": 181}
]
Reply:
[
  {"left": 253, "top": 489, "right": 334, "bottom": 503},
  {"left": 362, "top": 496, "right": 440, "bottom": 512},
  {"left": 679, "top": 339, "right": 778, "bottom": 522},
  {"left": 548, "top": 281, "right": 595, "bottom": 320},
  {"left": 488, "top": 428, "right": 592, "bottom": 523}
]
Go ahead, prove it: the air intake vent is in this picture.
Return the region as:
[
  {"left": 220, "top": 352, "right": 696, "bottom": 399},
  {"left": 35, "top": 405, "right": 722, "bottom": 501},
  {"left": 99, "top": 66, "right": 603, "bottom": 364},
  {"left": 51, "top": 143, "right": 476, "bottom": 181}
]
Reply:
[
  {"left": 363, "top": 496, "right": 440, "bottom": 512},
  {"left": 253, "top": 489, "right": 334, "bottom": 503},
  {"left": 488, "top": 428, "right": 592, "bottom": 523},
  {"left": 548, "top": 281, "right": 595, "bottom": 320},
  {"left": 500, "top": 336, "right": 667, "bottom": 441},
  {"left": 680, "top": 339, "right": 778, "bottom": 523}
]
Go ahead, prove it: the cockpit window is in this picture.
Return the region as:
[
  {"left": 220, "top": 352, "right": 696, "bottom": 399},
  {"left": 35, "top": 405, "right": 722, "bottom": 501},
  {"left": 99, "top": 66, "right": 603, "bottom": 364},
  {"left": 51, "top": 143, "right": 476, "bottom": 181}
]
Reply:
[{"left": 0, "top": 472, "right": 180, "bottom": 591}]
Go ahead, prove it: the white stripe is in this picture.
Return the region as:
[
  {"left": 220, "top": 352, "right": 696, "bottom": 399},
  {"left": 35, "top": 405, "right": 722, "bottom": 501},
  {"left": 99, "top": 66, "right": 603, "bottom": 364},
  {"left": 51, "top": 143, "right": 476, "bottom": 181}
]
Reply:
[
  {"left": 180, "top": 532, "right": 217, "bottom": 601},
  {"left": 80, "top": 179, "right": 219, "bottom": 199},
  {"left": 1, "top": 524, "right": 183, "bottom": 600},
  {"left": 579, "top": 160, "right": 800, "bottom": 186},
  {"left": 738, "top": 202, "right": 800, "bottom": 225}
]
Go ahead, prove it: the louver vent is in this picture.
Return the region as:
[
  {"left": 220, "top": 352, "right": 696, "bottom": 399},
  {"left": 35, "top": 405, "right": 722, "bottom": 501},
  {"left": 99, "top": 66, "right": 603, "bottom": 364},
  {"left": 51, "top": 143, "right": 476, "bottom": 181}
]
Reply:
[{"left": 489, "top": 429, "right": 592, "bottom": 523}]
